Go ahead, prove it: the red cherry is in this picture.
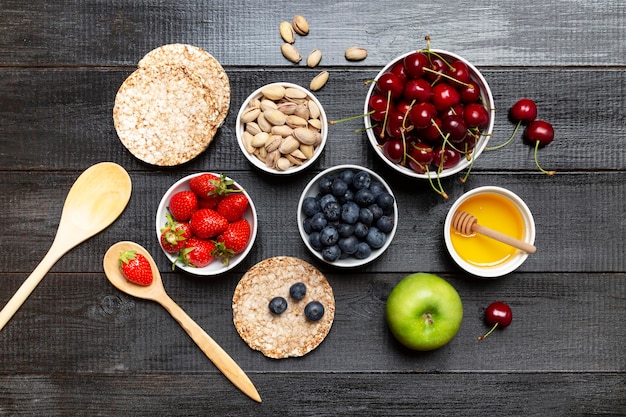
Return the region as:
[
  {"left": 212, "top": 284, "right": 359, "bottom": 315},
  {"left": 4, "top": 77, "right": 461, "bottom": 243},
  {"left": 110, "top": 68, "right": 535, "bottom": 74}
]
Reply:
[
  {"left": 395, "top": 100, "right": 412, "bottom": 116},
  {"left": 431, "top": 83, "right": 461, "bottom": 111},
  {"left": 424, "top": 56, "right": 446, "bottom": 83},
  {"left": 403, "top": 52, "right": 430, "bottom": 78},
  {"left": 446, "top": 60, "right": 471, "bottom": 89},
  {"left": 385, "top": 109, "right": 408, "bottom": 139},
  {"left": 478, "top": 301, "right": 512, "bottom": 341},
  {"left": 432, "top": 146, "right": 461, "bottom": 169},
  {"left": 441, "top": 114, "right": 468, "bottom": 143},
  {"left": 510, "top": 98, "right": 538, "bottom": 123},
  {"left": 408, "top": 102, "right": 437, "bottom": 129},
  {"left": 463, "top": 102, "right": 490, "bottom": 130},
  {"left": 390, "top": 61, "right": 408, "bottom": 84},
  {"left": 376, "top": 72, "right": 404, "bottom": 100},
  {"left": 408, "top": 141, "right": 434, "bottom": 173},
  {"left": 382, "top": 140, "right": 405, "bottom": 164},
  {"left": 418, "top": 117, "right": 442, "bottom": 143},
  {"left": 403, "top": 78, "right": 432, "bottom": 103},
  {"left": 459, "top": 80, "right": 481, "bottom": 103},
  {"left": 368, "top": 94, "right": 389, "bottom": 122},
  {"left": 524, "top": 120, "right": 554, "bottom": 147}
]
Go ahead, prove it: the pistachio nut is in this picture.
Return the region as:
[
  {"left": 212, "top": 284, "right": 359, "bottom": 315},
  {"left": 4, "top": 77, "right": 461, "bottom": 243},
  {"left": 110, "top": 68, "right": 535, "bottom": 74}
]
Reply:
[
  {"left": 285, "top": 87, "right": 308, "bottom": 99},
  {"left": 251, "top": 131, "right": 270, "bottom": 148},
  {"left": 260, "top": 98, "right": 278, "bottom": 112},
  {"left": 245, "top": 121, "right": 262, "bottom": 136},
  {"left": 293, "top": 127, "right": 316, "bottom": 145},
  {"left": 307, "top": 99, "right": 320, "bottom": 119},
  {"left": 276, "top": 157, "right": 293, "bottom": 171},
  {"left": 242, "top": 131, "right": 256, "bottom": 154},
  {"left": 344, "top": 46, "right": 368, "bottom": 61},
  {"left": 276, "top": 101, "right": 297, "bottom": 115},
  {"left": 271, "top": 125, "right": 293, "bottom": 137},
  {"left": 266, "top": 149, "right": 281, "bottom": 168},
  {"left": 261, "top": 84, "right": 286, "bottom": 101},
  {"left": 240, "top": 107, "right": 261, "bottom": 124},
  {"left": 279, "top": 21, "right": 295, "bottom": 44},
  {"left": 281, "top": 43, "right": 302, "bottom": 64},
  {"left": 248, "top": 98, "right": 261, "bottom": 109},
  {"left": 308, "top": 118, "right": 322, "bottom": 131},
  {"left": 285, "top": 153, "right": 304, "bottom": 166},
  {"left": 292, "top": 15, "right": 309, "bottom": 36},
  {"left": 278, "top": 136, "right": 301, "bottom": 154},
  {"left": 265, "top": 135, "right": 282, "bottom": 153},
  {"left": 257, "top": 112, "right": 272, "bottom": 132},
  {"left": 264, "top": 109, "right": 287, "bottom": 126},
  {"left": 299, "top": 144, "right": 315, "bottom": 159},
  {"left": 286, "top": 114, "right": 308, "bottom": 129},
  {"left": 294, "top": 103, "right": 310, "bottom": 120},
  {"left": 306, "top": 49, "right": 322, "bottom": 68},
  {"left": 290, "top": 148, "right": 308, "bottom": 160},
  {"left": 310, "top": 70, "right": 329, "bottom": 92}
]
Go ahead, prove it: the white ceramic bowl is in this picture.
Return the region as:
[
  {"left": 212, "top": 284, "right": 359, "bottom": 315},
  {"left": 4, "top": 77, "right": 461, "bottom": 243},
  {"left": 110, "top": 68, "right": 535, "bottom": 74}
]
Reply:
[
  {"left": 155, "top": 173, "right": 258, "bottom": 276},
  {"left": 444, "top": 186, "right": 535, "bottom": 278},
  {"left": 236, "top": 82, "right": 328, "bottom": 175},
  {"left": 364, "top": 49, "right": 495, "bottom": 179},
  {"left": 297, "top": 164, "right": 398, "bottom": 267}
]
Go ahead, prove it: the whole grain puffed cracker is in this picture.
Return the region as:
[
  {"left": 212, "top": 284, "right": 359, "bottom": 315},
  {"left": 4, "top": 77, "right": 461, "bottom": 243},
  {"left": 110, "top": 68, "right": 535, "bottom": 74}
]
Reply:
[
  {"left": 113, "top": 64, "right": 219, "bottom": 166},
  {"left": 232, "top": 256, "right": 335, "bottom": 359},
  {"left": 138, "top": 43, "right": 231, "bottom": 127}
]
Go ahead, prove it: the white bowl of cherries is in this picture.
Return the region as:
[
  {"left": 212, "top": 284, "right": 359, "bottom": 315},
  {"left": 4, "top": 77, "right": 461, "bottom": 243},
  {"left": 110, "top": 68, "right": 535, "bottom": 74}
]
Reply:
[{"left": 364, "top": 49, "right": 495, "bottom": 180}]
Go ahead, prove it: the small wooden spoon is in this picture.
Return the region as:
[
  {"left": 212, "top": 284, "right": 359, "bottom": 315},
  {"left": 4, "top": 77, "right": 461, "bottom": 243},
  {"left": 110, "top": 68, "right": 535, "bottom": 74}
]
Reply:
[
  {"left": 0, "top": 162, "right": 132, "bottom": 331},
  {"left": 103, "top": 241, "right": 262, "bottom": 403},
  {"left": 452, "top": 211, "right": 536, "bottom": 254}
]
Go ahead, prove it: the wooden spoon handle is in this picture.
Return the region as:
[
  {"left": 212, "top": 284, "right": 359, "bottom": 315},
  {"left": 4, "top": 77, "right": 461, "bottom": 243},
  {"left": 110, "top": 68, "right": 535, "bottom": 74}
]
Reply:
[
  {"left": 472, "top": 224, "right": 537, "bottom": 254},
  {"left": 0, "top": 244, "right": 65, "bottom": 331},
  {"left": 159, "top": 295, "right": 262, "bottom": 403}
]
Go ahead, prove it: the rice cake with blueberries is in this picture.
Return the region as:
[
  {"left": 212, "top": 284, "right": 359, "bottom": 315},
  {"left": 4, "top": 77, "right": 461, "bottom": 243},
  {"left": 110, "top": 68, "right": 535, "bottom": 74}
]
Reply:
[
  {"left": 138, "top": 43, "right": 231, "bottom": 128},
  {"left": 113, "top": 64, "right": 219, "bottom": 166},
  {"left": 232, "top": 256, "right": 335, "bottom": 359}
]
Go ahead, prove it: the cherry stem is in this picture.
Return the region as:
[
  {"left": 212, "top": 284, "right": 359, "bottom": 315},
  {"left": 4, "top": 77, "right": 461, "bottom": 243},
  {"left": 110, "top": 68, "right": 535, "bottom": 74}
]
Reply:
[
  {"left": 477, "top": 323, "right": 499, "bottom": 341},
  {"left": 379, "top": 90, "right": 392, "bottom": 139},
  {"left": 534, "top": 140, "right": 556, "bottom": 176},
  {"left": 329, "top": 110, "right": 375, "bottom": 125},
  {"left": 486, "top": 120, "right": 522, "bottom": 151},
  {"left": 460, "top": 146, "right": 475, "bottom": 184},
  {"left": 422, "top": 67, "right": 471, "bottom": 88}
]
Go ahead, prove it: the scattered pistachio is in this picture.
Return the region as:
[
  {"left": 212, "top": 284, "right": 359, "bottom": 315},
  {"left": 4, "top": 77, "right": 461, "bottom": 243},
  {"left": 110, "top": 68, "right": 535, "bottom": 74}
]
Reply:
[
  {"left": 344, "top": 46, "right": 368, "bottom": 61},
  {"left": 310, "top": 70, "right": 329, "bottom": 91},
  {"left": 281, "top": 43, "right": 302, "bottom": 64},
  {"left": 306, "top": 49, "right": 322, "bottom": 68},
  {"left": 292, "top": 15, "right": 309, "bottom": 36},
  {"left": 279, "top": 21, "right": 295, "bottom": 44}
]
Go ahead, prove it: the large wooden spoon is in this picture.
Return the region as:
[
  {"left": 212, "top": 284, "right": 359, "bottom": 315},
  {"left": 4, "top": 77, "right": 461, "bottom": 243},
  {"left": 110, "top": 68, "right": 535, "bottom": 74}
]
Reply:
[
  {"left": 452, "top": 210, "right": 537, "bottom": 254},
  {"left": 0, "top": 162, "right": 132, "bottom": 331},
  {"left": 103, "top": 241, "right": 262, "bottom": 403}
]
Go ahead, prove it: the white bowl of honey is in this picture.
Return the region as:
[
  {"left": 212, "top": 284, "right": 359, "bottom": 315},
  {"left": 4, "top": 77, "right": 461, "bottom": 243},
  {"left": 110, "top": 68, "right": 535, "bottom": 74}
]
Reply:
[{"left": 444, "top": 186, "right": 536, "bottom": 278}]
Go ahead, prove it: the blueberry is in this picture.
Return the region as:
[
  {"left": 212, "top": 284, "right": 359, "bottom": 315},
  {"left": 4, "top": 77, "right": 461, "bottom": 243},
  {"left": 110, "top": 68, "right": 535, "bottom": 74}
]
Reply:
[
  {"left": 337, "top": 188, "right": 354, "bottom": 204},
  {"left": 331, "top": 179, "right": 349, "bottom": 197},
  {"left": 338, "top": 235, "right": 359, "bottom": 254},
  {"left": 368, "top": 204, "right": 384, "bottom": 220},
  {"left": 339, "top": 169, "right": 355, "bottom": 186},
  {"left": 352, "top": 171, "right": 371, "bottom": 190},
  {"left": 366, "top": 227, "right": 386, "bottom": 249},
  {"left": 321, "top": 245, "right": 342, "bottom": 262},
  {"left": 319, "top": 225, "right": 339, "bottom": 246},
  {"left": 318, "top": 175, "right": 335, "bottom": 194},
  {"left": 302, "top": 196, "right": 320, "bottom": 217},
  {"left": 359, "top": 207, "right": 374, "bottom": 225},
  {"left": 322, "top": 201, "right": 341, "bottom": 222},
  {"left": 302, "top": 217, "right": 314, "bottom": 234},
  {"left": 289, "top": 282, "right": 307, "bottom": 300},
  {"left": 355, "top": 188, "right": 376, "bottom": 206},
  {"left": 269, "top": 297, "right": 287, "bottom": 315},
  {"left": 341, "top": 201, "right": 360, "bottom": 224},
  {"left": 318, "top": 193, "right": 337, "bottom": 211},
  {"left": 354, "top": 222, "right": 369, "bottom": 239},
  {"left": 309, "top": 231, "right": 323, "bottom": 250},
  {"left": 376, "top": 192, "right": 395, "bottom": 210},
  {"left": 354, "top": 242, "right": 372, "bottom": 259},
  {"left": 337, "top": 223, "right": 355, "bottom": 238},
  {"left": 310, "top": 212, "right": 327, "bottom": 231},
  {"left": 376, "top": 215, "right": 395, "bottom": 233},
  {"left": 368, "top": 181, "right": 386, "bottom": 197},
  {"left": 304, "top": 301, "right": 325, "bottom": 321}
]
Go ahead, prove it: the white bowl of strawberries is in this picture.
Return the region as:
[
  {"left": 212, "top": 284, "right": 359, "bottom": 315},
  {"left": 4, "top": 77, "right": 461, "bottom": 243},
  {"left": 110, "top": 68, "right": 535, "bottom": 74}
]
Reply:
[
  {"left": 364, "top": 48, "right": 495, "bottom": 179},
  {"left": 155, "top": 173, "right": 258, "bottom": 276}
]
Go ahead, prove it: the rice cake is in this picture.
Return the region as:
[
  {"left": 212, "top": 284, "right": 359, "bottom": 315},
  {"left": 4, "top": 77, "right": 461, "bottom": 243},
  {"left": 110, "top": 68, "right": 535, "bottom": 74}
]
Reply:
[
  {"left": 138, "top": 43, "right": 231, "bottom": 127},
  {"left": 232, "top": 256, "right": 335, "bottom": 359},
  {"left": 113, "top": 64, "right": 219, "bottom": 166}
]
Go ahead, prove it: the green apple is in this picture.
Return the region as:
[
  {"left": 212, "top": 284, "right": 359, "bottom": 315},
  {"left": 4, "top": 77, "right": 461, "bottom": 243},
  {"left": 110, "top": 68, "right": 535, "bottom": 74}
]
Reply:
[{"left": 386, "top": 272, "right": 463, "bottom": 351}]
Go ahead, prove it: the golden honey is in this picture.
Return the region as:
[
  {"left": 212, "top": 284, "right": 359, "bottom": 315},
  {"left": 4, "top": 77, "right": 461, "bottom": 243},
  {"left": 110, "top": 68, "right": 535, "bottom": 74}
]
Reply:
[{"left": 450, "top": 192, "right": 525, "bottom": 268}]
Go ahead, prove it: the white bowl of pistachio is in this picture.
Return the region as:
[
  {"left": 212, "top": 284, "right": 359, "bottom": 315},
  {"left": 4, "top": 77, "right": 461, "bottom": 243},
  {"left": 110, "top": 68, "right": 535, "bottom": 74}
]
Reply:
[{"left": 236, "top": 82, "right": 328, "bottom": 175}]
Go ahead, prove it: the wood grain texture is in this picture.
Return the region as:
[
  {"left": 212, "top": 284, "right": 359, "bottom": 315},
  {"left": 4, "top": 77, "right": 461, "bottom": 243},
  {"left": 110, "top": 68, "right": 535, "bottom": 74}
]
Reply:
[{"left": 0, "top": 0, "right": 624, "bottom": 415}]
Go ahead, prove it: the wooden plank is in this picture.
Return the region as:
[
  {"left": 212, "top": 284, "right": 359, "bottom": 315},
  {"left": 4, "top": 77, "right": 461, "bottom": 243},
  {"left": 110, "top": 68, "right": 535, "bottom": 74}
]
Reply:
[
  {"left": 0, "top": 68, "right": 624, "bottom": 172},
  {"left": 0, "top": 0, "right": 624, "bottom": 67},
  {"left": 0, "top": 372, "right": 623, "bottom": 415},
  {"left": 0, "top": 272, "right": 623, "bottom": 373}
]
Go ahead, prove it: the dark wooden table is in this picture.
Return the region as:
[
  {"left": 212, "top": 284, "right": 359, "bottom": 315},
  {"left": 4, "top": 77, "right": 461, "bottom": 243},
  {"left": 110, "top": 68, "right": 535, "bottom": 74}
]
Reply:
[{"left": 1, "top": 1, "right": 625, "bottom": 415}]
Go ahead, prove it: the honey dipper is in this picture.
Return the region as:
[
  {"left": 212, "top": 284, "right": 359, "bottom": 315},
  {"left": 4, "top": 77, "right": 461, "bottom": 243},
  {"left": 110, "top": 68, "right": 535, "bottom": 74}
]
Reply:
[{"left": 451, "top": 211, "right": 537, "bottom": 254}]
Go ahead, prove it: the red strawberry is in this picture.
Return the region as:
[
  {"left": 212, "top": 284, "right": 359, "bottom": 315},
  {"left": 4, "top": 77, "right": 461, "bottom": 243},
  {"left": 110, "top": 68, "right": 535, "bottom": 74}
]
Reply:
[
  {"left": 217, "top": 193, "right": 249, "bottom": 222},
  {"left": 215, "top": 219, "right": 251, "bottom": 262},
  {"left": 189, "top": 173, "right": 239, "bottom": 199},
  {"left": 160, "top": 213, "right": 192, "bottom": 254},
  {"left": 189, "top": 208, "right": 228, "bottom": 239},
  {"left": 168, "top": 191, "right": 198, "bottom": 222},
  {"left": 119, "top": 250, "right": 153, "bottom": 286},
  {"left": 178, "top": 238, "right": 216, "bottom": 268}
]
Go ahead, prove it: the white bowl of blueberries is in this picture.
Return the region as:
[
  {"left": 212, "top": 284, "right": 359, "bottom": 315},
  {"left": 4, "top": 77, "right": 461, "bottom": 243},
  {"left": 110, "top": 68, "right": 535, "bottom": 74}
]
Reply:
[{"left": 297, "top": 164, "right": 398, "bottom": 267}]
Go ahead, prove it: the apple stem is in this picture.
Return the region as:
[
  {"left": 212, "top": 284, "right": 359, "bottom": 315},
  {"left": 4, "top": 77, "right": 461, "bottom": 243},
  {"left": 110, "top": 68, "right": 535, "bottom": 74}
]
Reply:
[
  {"left": 477, "top": 323, "right": 499, "bottom": 341},
  {"left": 534, "top": 140, "right": 556, "bottom": 176}
]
